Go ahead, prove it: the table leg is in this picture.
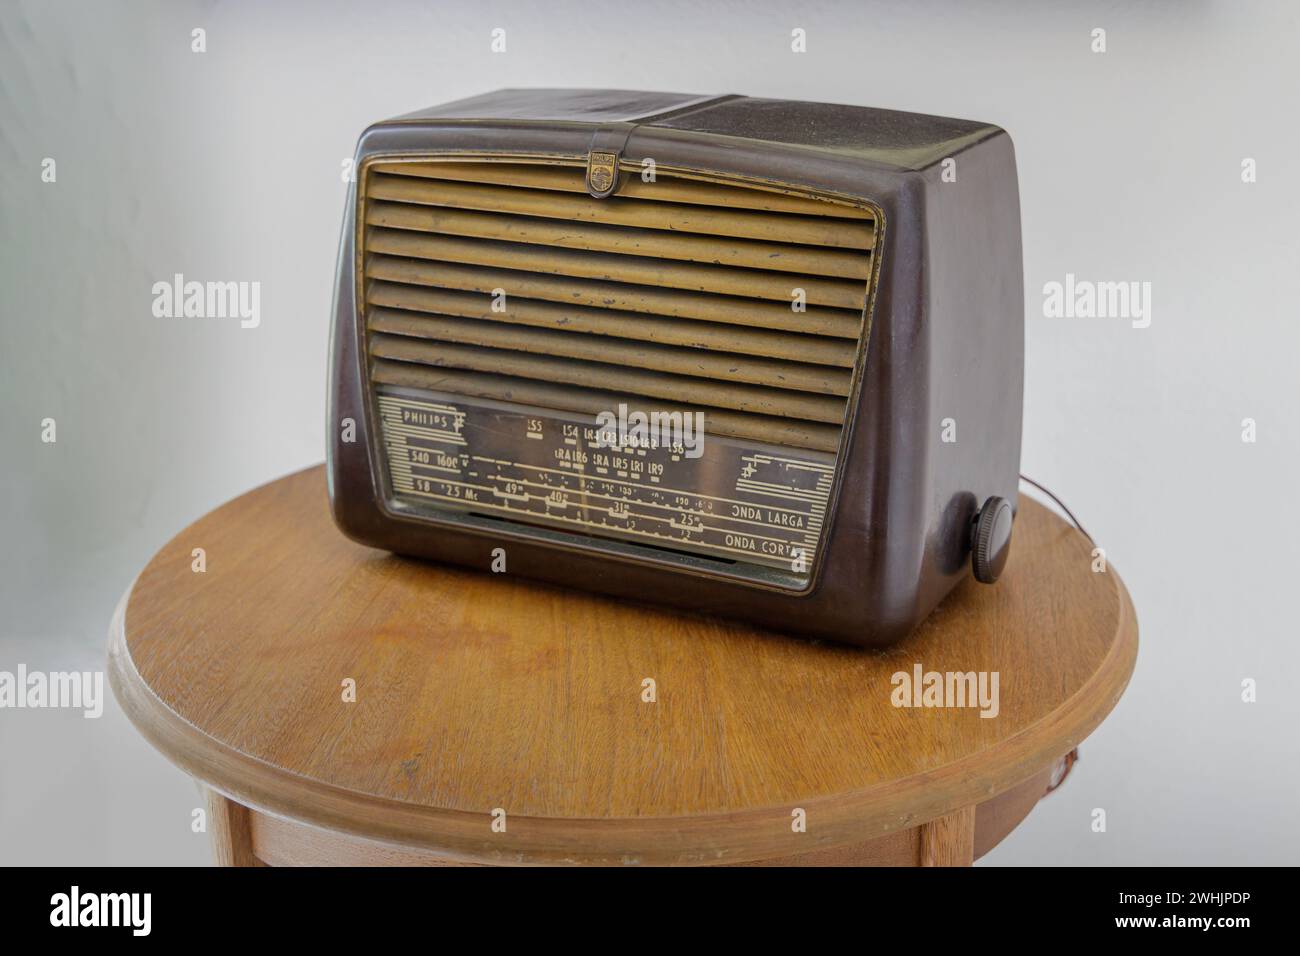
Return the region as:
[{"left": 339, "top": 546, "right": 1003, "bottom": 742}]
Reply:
[
  {"left": 204, "top": 787, "right": 259, "bottom": 867},
  {"left": 919, "top": 805, "right": 976, "bottom": 866}
]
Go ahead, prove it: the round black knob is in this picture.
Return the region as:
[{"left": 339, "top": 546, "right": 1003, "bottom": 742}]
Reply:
[{"left": 971, "top": 496, "right": 1014, "bottom": 584}]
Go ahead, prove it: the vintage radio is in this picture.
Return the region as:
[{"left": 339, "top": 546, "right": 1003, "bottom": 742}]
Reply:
[{"left": 328, "top": 89, "right": 1023, "bottom": 647}]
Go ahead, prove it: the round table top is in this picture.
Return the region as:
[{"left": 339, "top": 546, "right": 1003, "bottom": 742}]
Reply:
[{"left": 109, "top": 465, "right": 1137, "bottom": 865}]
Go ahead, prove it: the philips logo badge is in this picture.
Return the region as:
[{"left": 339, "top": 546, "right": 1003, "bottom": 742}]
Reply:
[{"left": 585, "top": 150, "right": 618, "bottom": 197}]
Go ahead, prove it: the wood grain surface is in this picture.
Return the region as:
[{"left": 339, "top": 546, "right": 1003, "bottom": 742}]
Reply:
[{"left": 108, "top": 465, "right": 1137, "bottom": 865}]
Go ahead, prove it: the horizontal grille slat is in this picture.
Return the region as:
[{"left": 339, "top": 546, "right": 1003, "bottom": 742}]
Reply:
[
  {"left": 368, "top": 308, "right": 852, "bottom": 396},
  {"left": 373, "top": 161, "right": 873, "bottom": 220},
  {"left": 360, "top": 158, "right": 877, "bottom": 454},
  {"left": 365, "top": 201, "right": 870, "bottom": 279},
  {"left": 366, "top": 254, "right": 862, "bottom": 338},
  {"left": 370, "top": 360, "right": 843, "bottom": 453},
  {"left": 365, "top": 283, "right": 859, "bottom": 367},
  {"left": 369, "top": 333, "right": 847, "bottom": 423},
  {"left": 367, "top": 173, "right": 874, "bottom": 249},
  {"left": 365, "top": 227, "right": 865, "bottom": 309}
]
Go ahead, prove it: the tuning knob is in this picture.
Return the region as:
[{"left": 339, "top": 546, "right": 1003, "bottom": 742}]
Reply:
[{"left": 971, "top": 496, "right": 1014, "bottom": 584}]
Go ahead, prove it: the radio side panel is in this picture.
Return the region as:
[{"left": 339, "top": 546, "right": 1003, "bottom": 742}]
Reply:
[{"left": 914, "top": 130, "right": 1026, "bottom": 622}]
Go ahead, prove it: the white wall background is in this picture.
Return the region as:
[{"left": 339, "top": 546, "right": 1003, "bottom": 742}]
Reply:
[{"left": 2, "top": 0, "right": 1297, "bottom": 865}]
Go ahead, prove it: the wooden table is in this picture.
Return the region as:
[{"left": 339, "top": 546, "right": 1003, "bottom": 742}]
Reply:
[{"left": 108, "top": 465, "right": 1137, "bottom": 866}]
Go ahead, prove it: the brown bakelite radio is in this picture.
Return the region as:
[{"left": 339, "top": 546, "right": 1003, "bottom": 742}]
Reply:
[{"left": 328, "top": 89, "right": 1023, "bottom": 647}]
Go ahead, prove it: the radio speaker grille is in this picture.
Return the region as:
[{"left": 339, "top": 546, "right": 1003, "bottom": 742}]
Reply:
[{"left": 359, "top": 159, "right": 876, "bottom": 453}]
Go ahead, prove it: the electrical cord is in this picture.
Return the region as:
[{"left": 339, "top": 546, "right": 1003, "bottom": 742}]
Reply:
[{"left": 1018, "top": 473, "right": 1094, "bottom": 546}]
